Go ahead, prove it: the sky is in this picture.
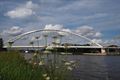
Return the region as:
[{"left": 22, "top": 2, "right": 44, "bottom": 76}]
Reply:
[{"left": 0, "top": 0, "right": 120, "bottom": 46}]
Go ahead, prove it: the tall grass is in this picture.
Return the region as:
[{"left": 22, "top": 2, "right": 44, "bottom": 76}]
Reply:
[
  {"left": 0, "top": 51, "right": 44, "bottom": 80},
  {"left": 0, "top": 51, "right": 78, "bottom": 80}
]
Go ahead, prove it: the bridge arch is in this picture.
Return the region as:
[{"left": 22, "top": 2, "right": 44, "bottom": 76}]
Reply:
[{"left": 6, "top": 29, "right": 103, "bottom": 47}]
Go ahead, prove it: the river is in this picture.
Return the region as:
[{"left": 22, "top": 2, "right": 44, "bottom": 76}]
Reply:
[
  {"left": 24, "top": 54, "right": 120, "bottom": 80},
  {"left": 68, "top": 55, "right": 120, "bottom": 80}
]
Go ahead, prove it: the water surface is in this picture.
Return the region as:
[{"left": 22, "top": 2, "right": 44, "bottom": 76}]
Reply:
[
  {"left": 68, "top": 55, "right": 120, "bottom": 80},
  {"left": 24, "top": 54, "right": 120, "bottom": 80}
]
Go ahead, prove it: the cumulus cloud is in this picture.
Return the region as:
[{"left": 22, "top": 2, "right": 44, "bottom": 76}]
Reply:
[
  {"left": 75, "top": 25, "right": 102, "bottom": 38},
  {"left": 2, "top": 24, "right": 103, "bottom": 46},
  {"left": 44, "top": 24, "right": 63, "bottom": 30},
  {"left": 3, "top": 26, "right": 23, "bottom": 36},
  {"left": 43, "top": 24, "right": 72, "bottom": 36},
  {"left": 43, "top": 24, "right": 62, "bottom": 35},
  {"left": 5, "top": 1, "right": 38, "bottom": 18},
  {"left": 43, "top": 24, "right": 101, "bottom": 38}
]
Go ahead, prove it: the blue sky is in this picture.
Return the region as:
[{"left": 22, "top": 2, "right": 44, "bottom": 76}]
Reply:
[{"left": 0, "top": 0, "right": 120, "bottom": 46}]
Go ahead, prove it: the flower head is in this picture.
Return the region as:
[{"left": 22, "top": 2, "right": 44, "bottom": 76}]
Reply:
[
  {"left": 33, "top": 53, "right": 37, "bottom": 56},
  {"left": 46, "top": 77, "right": 50, "bottom": 80},
  {"left": 42, "top": 74, "right": 47, "bottom": 77},
  {"left": 70, "top": 61, "right": 75, "bottom": 63},
  {"left": 67, "top": 66, "right": 73, "bottom": 71},
  {"left": 39, "top": 61, "right": 44, "bottom": 66},
  {"left": 33, "top": 62, "right": 37, "bottom": 65},
  {"left": 64, "top": 62, "right": 71, "bottom": 66}
]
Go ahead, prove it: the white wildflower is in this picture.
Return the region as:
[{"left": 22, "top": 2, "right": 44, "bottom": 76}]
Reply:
[
  {"left": 70, "top": 61, "right": 75, "bottom": 63},
  {"left": 33, "top": 62, "right": 37, "bottom": 65},
  {"left": 64, "top": 62, "right": 71, "bottom": 66},
  {"left": 72, "top": 64, "right": 76, "bottom": 67},
  {"left": 33, "top": 53, "right": 37, "bottom": 56},
  {"left": 25, "top": 50, "right": 28, "bottom": 53},
  {"left": 46, "top": 77, "right": 50, "bottom": 80},
  {"left": 42, "top": 74, "right": 47, "bottom": 77},
  {"left": 39, "top": 61, "right": 44, "bottom": 66},
  {"left": 67, "top": 66, "right": 73, "bottom": 71}
]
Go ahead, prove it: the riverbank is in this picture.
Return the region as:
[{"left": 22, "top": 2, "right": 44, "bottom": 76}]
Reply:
[
  {"left": 83, "top": 53, "right": 120, "bottom": 56},
  {"left": 83, "top": 53, "right": 106, "bottom": 56}
]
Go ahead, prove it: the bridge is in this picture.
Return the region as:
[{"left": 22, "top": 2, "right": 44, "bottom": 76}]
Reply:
[
  {"left": 5, "top": 29, "right": 106, "bottom": 54},
  {"left": 6, "top": 45, "right": 102, "bottom": 49}
]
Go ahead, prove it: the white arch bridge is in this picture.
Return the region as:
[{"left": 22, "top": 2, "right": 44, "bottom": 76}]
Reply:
[{"left": 5, "top": 29, "right": 106, "bottom": 54}]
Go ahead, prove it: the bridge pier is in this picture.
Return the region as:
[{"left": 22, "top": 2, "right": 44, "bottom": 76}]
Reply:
[{"left": 101, "top": 48, "right": 106, "bottom": 55}]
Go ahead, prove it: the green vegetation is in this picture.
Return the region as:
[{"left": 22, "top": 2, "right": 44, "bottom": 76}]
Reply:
[
  {"left": 0, "top": 51, "right": 77, "bottom": 80},
  {"left": 0, "top": 51, "right": 45, "bottom": 80}
]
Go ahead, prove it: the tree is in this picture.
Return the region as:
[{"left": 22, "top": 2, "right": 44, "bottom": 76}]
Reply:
[{"left": 0, "top": 38, "right": 3, "bottom": 50}]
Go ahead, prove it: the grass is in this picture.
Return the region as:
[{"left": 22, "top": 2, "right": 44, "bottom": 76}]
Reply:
[
  {"left": 0, "top": 51, "right": 77, "bottom": 80},
  {"left": 0, "top": 51, "right": 44, "bottom": 80}
]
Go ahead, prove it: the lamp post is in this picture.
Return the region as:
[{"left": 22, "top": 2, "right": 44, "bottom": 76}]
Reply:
[
  {"left": 58, "top": 34, "right": 64, "bottom": 46},
  {"left": 35, "top": 36, "right": 40, "bottom": 53},
  {"left": 43, "top": 34, "right": 48, "bottom": 48},
  {"left": 29, "top": 41, "right": 34, "bottom": 52}
]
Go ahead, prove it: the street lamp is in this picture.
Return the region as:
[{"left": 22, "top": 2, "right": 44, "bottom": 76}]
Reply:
[
  {"left": 58, "top": 34, "right": 64, "bottom": 45},
  {"left": 43, "top": 34, "right": 48, "bottom": 47}
]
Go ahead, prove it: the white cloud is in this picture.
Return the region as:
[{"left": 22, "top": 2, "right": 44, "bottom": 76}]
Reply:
[
  {"left": 91, "top": 39, "right": 102, "bottom": 43},
  {"left": 2, "top": 24, "right": 103, "bottom": 46},
  {"left": 75, "top": 25, "right": 102, "bottom": 38},
  {"left": 58, "top": 28, "right": 71, "bottom": 36},
  {"left": 44, "top": 24, "right": 72, "bottom": 36},
  {"left": 43, "top": 24, "right": 63, "bottom": 35},
  {"left": 75, "top": 25, "right": 93, "bottom": 35},
  {"left": 94, "top": 32, "right": 102, "bottom": 37},
  {"left": 3, "top": 26, "right": 23, "bottom": 36},
  {"left": 44, "top": 24, "right": 63, "bottom": 30},
  {"left": 5, "top": 1, "right": 38, "bottom": 18}
]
